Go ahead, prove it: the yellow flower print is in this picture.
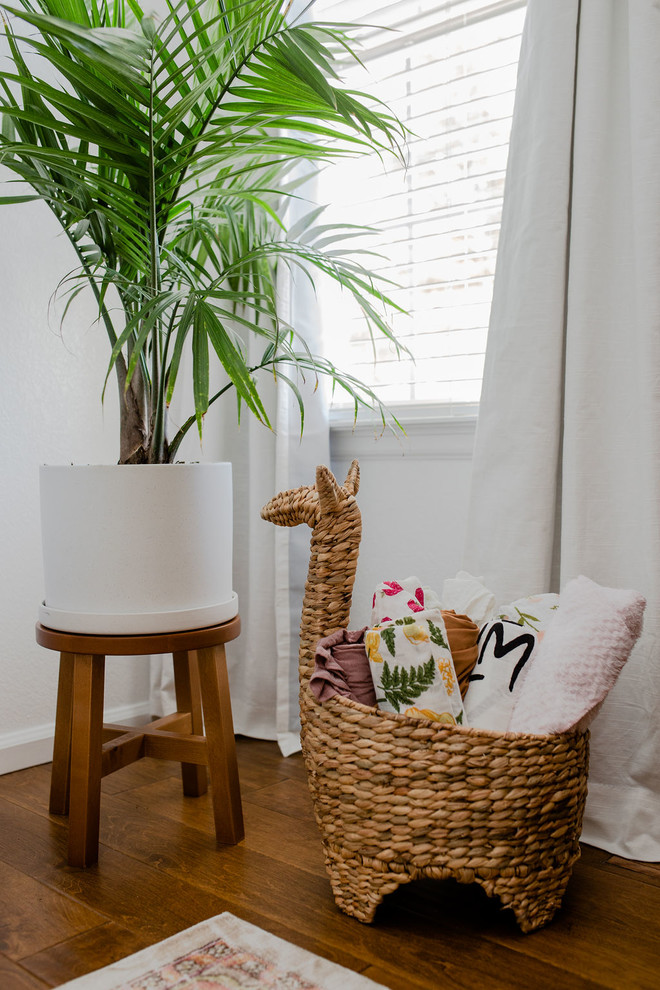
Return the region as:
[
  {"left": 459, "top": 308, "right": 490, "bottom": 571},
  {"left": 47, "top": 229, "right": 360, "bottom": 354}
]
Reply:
[
  {"left": 437, "top": 657, "right": 455, "bottom": 696},
  {"left": 402, "top": 622, "right": 429, "bottom": 645},
  {"left": 365, "top": 629, "right": 384, "bottom": 663},
  {"left": 406, "top": 707, "right": 457, "bottom": 725}
]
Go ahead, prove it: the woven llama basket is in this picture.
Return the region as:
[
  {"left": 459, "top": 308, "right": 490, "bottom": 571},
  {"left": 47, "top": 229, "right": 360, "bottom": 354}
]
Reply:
[{"left": 262, "top": 460, "right": 589, "bottom": 933}]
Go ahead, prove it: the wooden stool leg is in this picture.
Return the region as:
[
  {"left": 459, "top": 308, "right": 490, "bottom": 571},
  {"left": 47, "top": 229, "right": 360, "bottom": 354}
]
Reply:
[
  {"left": 173, "top": 649, "right": 208, "bottom": 797},
  {"left": 49, "top": 652, "right": 75, "bottom": 815},
  {"left": 196, "top": 645, "right": 244, "bottom": 844},
  {"left": 68, "top": 654, "right": 105, "bottom": 868}
]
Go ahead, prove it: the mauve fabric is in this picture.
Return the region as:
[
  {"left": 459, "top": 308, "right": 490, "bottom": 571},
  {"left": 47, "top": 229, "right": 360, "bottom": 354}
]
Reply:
[
  {"left": 310, "top": 627, "right": 376, "bottom": 706},
  {"left": 442, "top": 610, "right": 480, "bottom": 698}
]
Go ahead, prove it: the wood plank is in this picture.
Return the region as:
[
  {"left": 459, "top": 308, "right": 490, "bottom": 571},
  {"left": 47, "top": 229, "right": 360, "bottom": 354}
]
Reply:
[
  {"left": 235, "top": 737, "right": 309, "bottom": 786},
  {"left": 100, "top": 757, "right": 180, "bottom": 794},
  {"left": 0, "top": 797, "right": 233, "bottom": 944},
  {"left": 362, "top": 966, "right": 436, "bottom": 990},
  {"left": 109, "top": 778, "right": 327, "bottom": 877},
  {"left": 0, "top": 766, "right": 52, "bottom": 817},
  {"left": 20, "top": 922, "right": 152, "bottom": 988},
  {"left": 0, "top": 860, "right": 106, "bottom": 961},
  {"left": 464, "top": 856, "right": 660, "bottom": 990},
  {"left": 0, "top": 956, "right": 49, "bottom": 990},
  {"left": 0, "top": 760, "right": 178, "bottom": 816},
  {"left": 0, "top": 741, "right": 307, "bottom": 812},
  {"left": 362, "top": 961, "right": 603, "bottom": 990},
  {"left": 598, "top": 855, "right": 660, "bottom": 888},
  {"left": 242, "top": 775, "right": 316, "bottom": 821}
]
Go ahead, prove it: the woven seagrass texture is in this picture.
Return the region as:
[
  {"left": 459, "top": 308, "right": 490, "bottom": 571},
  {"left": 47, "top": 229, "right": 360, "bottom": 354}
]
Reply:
[{"left": 262, "top": 461, "right": 590, "bottom": 932}]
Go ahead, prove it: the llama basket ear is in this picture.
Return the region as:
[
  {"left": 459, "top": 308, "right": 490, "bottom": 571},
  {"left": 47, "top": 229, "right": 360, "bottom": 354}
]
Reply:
[
  {"left": 344, "top": 459, "right": 360, "bottom": 496},
  {"left": 316, "top": 464, "right": 340, "bottom": 514}
]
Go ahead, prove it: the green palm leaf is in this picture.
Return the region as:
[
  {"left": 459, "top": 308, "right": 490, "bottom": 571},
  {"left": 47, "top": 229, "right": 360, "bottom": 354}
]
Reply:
[{"left": 1, "top": 0, "right": 409, "bottom": 463}]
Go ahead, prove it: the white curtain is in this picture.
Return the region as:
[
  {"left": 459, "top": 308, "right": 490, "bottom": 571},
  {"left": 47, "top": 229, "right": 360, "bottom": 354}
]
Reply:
[
  {"left": 216, "top": 297, "right": 330, "bottom": 755},
  {"left": 465, "top": 0, "right": 660, "bottom": 860}
]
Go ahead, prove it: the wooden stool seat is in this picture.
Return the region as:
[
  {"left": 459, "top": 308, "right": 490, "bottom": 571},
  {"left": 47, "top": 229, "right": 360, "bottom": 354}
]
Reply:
[{"left": 37, "top": 616, "right": 244, "bottom": 867}]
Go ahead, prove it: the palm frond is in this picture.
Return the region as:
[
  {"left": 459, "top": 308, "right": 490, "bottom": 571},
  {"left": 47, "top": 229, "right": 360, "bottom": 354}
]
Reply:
[{"left": 0, "top": 0, "right": 409, "bottom": 461}]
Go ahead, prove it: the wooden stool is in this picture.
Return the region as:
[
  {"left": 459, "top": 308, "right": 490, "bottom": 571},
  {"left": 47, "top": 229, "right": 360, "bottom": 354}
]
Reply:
[{"left": 36, "top": 617, "right": 244, "bottom": 867}]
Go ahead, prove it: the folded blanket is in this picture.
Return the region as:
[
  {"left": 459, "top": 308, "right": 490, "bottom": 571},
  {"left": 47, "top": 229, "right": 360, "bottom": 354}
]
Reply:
[
  {"left": 365, "top": 610, "right": 467, "bottom": 726},
  {"left": 441, "top": 570, "right": 497, "bottom": 627},
  {"left": 371, "top": 576, "right": 441, "bottom": 625},
  {"left": 310, "top": 627, "right": 377, "bottom": 706},
  {"left": 463, "top": 593, "right": 560, "bottom": 731},
  {"left": 442, "top": 610, "right": 480, "bottom": 698},
  {"left": 370, "top": 576, "right": 479, "bottom": 698},
  {"left": 508, "top": 576, "right": 646, "bottom": 734}
]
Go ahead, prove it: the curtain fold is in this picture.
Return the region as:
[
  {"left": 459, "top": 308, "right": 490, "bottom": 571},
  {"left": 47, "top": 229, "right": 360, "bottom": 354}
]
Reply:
[{"left": 465, "top": 0, "right": 660, "bottom": 859}]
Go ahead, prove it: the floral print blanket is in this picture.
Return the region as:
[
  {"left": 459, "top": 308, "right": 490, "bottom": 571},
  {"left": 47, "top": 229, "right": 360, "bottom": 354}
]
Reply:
[{"left": 366, "top": 590, "right": 466, "bottom": 726}]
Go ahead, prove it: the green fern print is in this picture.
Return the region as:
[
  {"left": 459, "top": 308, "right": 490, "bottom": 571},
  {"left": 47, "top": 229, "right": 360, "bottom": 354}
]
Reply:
[
  {"left": 498, "top": 607, "right": 542, "bottom": 631},
  {"left": 428, "top": 619, "right": 449, "bottom": 650},
  {"left": 380, "top": 625, "right": 396, "bottom": 657},
  {"left": 377, "top": 657, "right": 436, "bottom": 713}
]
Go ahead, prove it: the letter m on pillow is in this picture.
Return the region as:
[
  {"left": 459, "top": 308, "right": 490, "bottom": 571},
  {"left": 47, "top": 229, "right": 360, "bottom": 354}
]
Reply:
[{"left": 463, "top": 620, "right": 536, "bottom": 731}]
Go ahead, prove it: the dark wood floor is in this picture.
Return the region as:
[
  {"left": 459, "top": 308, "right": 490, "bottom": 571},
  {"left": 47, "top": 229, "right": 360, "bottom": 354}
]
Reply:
[{"left": 0, "top": 738, "right": 658, "bottom": 990}]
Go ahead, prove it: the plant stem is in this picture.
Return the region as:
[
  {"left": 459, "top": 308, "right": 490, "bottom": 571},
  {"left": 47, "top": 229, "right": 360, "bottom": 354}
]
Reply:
[
  {"left": 63, "top": 228, "right": 148, "bottom": 462},
  {"left": 146, "top": 38, "right": 167, "bottom": 462}
]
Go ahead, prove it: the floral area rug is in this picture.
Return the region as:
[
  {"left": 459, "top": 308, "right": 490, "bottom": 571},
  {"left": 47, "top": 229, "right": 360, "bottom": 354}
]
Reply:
[{"left": 57, "top": 912, "right": 384, "bottom": 990}]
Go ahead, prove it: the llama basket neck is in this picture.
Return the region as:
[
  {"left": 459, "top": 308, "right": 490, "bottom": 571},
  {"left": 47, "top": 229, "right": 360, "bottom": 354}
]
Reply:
[{"left": 297, "top": 495, "right": 362, "bottom": 690}]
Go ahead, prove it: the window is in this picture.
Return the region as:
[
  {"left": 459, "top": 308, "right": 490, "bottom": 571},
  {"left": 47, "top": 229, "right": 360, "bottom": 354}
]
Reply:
[{"left": 313, "top": 0, "right": 527, "bottom": 410}]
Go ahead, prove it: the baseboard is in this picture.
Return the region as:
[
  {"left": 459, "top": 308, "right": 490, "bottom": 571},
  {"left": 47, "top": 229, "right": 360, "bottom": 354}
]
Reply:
[{"left": 0, "top": 701, "right": 152, "bottom": 776}]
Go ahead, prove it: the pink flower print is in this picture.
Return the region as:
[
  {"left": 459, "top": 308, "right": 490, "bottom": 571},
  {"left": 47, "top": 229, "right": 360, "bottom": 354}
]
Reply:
[
  {"left": 372, "top": 592, "right": 376, "bottom": 609},
  {"left": 407, "top": 598, "right": 424, "bottom": 613},
  {"left": 382, "top": 581, "right": 403, "bottom": 596},
  {"left": 415, "top": 587, "right": 424, "bottom": 607},
  {"left": 381, "top": 616, "right": 392, "bottom": 623}
]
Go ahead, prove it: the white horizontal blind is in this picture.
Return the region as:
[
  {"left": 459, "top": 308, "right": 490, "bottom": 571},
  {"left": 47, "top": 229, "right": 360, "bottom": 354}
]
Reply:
[{"left": 312, "top": 0, "right": 527, "bottom": 408}]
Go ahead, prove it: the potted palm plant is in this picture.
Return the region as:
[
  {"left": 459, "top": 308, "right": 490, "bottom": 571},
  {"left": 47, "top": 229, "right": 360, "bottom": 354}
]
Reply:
[{"left": 0, "top": 0, "right": 405, "bottom": 633}]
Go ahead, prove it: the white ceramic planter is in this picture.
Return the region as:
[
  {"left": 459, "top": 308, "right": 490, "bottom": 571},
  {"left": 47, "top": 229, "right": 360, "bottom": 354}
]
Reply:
[{"left": 39, "top": 463, "right": 238, "bottom": 635}]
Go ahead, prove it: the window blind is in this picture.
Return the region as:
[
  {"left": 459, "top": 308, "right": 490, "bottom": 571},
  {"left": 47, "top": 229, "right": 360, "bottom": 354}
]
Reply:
[{"left": 312, "top": 0, "right": 527, "bottom": 408}]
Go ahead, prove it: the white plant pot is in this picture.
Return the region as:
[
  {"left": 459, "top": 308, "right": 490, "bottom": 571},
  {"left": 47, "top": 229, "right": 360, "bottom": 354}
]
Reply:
[{"left": 39, "top": 463, "right": 238, "bottom": 635}]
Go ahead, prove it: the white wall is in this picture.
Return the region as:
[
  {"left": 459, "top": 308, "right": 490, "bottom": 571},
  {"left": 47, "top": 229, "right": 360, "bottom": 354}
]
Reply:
[
  {"left": 331, "top": 411, "right": 476, "bottom": 628},
  {"left": 0, "top": 202, "right": 151, "bottom": 774}
]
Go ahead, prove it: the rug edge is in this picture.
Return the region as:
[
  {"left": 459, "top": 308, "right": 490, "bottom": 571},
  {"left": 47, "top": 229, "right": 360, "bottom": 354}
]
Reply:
[{"left": 54, "top": 911, "right": 385, "bottom": 990}]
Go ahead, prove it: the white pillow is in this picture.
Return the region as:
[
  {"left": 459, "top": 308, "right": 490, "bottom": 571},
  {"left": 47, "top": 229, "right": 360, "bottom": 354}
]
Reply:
[{"left": 463, "top": 594, "right": 560, "bottom": 731}]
